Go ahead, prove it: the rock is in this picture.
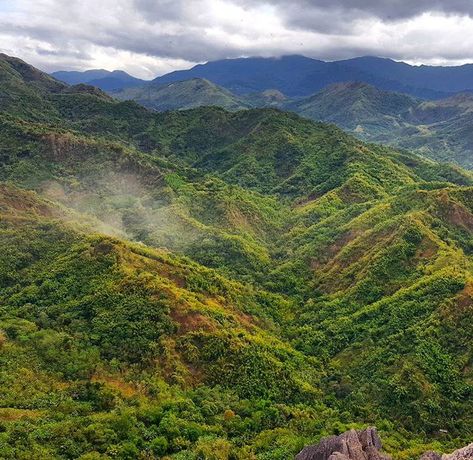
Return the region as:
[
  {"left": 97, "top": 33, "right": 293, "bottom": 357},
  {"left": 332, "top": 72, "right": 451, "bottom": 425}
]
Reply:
[
  {"left": 295, "top": 427, "right": 391, "bottom": 460},
  {"left": 420, "top": 452, "right": 442, "bottom": 460},
  {"left": 295, "top": 428, "right": 473, "bottom": 460},
  {"left": 443, "top": 443, "right": 473, "bottom": 460},
  {"left": 419, "top": 443, "right": 473, "bottom": 460}
]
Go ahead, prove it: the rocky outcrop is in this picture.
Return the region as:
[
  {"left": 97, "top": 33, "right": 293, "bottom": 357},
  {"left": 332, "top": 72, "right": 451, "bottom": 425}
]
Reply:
[
  {"left": 421, "top": 443, "right": 473, "bottom": 460},
  {"left": 295, "top": 427, "right": 390, "bottom": 460},
  {"left": 296, "top": 429, "right": 473, "bottom": 460},
  {"left": 419, "top": 453, "right": 442, "bottom": 460}
]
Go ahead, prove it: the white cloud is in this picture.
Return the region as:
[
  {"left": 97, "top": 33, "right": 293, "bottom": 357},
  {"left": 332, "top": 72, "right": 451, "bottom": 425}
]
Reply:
[{"left": 1, "top": 0, "right": 473, "bottom": 78}]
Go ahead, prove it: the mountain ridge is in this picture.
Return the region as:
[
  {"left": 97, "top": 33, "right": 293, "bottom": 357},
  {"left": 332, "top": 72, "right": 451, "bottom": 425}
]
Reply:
[
  {"left": 149, "top": 54, "right": 472, "bottom": 98},
  {"left": 52, "top": 68, "right": 146, "bottom": 91},
  {"left": 51, "top": 54, "right": 473, "bottom": 98}
]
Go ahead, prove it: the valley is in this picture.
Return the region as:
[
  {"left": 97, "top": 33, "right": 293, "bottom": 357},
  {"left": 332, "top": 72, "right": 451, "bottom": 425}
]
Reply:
[{"left": 0, "top": 53, "right": 472, "bottom": 459}]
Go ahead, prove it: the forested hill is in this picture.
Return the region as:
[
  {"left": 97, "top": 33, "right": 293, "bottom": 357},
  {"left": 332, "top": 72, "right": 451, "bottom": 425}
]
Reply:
[{"left": 0, "top": 53, "right": 472, "bottom": 459}]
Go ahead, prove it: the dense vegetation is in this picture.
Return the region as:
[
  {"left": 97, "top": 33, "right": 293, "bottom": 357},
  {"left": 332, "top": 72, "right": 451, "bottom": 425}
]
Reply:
[
  {"left": 109, "top": 74, "right": 473, "bottom": 170},
  {"left": 0, "top": 53, "right": 472, "bottom": 459},
  {"left": 113, "top": 79, "right": 250, "bottom": 112}
]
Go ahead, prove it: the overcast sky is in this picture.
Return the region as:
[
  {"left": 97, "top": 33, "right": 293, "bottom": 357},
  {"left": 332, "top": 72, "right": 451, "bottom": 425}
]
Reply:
[{"left": 2, "top": 0, "right": 473, "bottom": 79}]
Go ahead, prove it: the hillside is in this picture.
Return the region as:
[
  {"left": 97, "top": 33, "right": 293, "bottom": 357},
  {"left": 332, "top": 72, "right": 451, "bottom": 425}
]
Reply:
[
  {"left": 282, "top": 84, "right": 473, "bottom": 169},
  {"left": 1, "top": 53, "right": 472, "bottom": 459},
  {"left": 113, "top": 78, "right": 250, "bottom": 112},
  {"left": 0, "top": 184, "right": 325, "bottom": 459},
  {"left": 107, "top": 74, "right": 473, "bottom": 169},
  {"left": 287, "top": 82, "right": 419, "bottom": 136}
]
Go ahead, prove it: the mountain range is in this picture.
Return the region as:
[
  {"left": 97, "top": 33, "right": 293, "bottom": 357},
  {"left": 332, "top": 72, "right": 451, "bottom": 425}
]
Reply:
[
  {"left": 1, "top": 53, "right": 473, "bottom": 459},
  {"left": 110, "top": 77, "right": 473, "bottom": 169},
  {"left": 57, "top": 54, "right": 473, "bottom": 98},
  {"left": 147, "top": 55, "right": 473, "bottom": 98},
  {"left": 50, "top": 55, "right": 473, "bottom": 169}
]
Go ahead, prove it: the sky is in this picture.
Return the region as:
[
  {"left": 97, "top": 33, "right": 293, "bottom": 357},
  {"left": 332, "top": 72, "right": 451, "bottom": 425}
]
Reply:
[{"left": 2, "top": 0, "right": 473, "bottom": 79}]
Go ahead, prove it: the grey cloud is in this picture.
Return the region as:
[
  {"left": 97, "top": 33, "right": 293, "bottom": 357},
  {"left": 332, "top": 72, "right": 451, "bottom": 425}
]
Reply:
[
  {"left": 2, "top": 0, "right": 473, "bottom": 76},
  {"left": 235, "top": 0, "right": 473, "bottom": 36},
  {"left": 258, "top": 0, "right": 473, "bottom": 24},
  {"left": 0, "top": 1, "right": 246, "bottom": 62}
]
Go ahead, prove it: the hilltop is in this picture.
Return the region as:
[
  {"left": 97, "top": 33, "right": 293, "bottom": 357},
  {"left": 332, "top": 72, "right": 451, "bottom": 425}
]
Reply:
[{"left": 113, "top": 78, "right": 250, "bottom": 112}]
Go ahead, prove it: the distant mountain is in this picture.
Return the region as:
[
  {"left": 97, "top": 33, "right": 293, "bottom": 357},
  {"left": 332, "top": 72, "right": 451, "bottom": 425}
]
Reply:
[
  {"left": 287, "top": 82, "right": 419, "bottom": 134},
  {"left": 52, "top": 55, "right": 473, "bottom": 100},
  {"left": 288, "top": 82, "right": 473, "bottom": 168},
  {"left": 150, "top": 55, "right": 473, "bottom": 98},
  {"left": 113, "top": 77, "right": 250, "bottom": 111},
  {"left": 51, "top": 68, "right": 146, "bottom": 91},
  {"left": 339, "top": 56, "right": 473, "bottom": 95}
]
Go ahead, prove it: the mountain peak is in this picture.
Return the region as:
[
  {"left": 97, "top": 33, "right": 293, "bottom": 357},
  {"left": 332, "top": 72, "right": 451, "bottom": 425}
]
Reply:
[
  {"left": 0, "top": 52, "right": 66, "bottom": 92},
  {"left": 51, "top": 68, "right": 145, "bottom": 90},
  {"left": 114, "top": 76, "right": 248, "bottom": 112}
]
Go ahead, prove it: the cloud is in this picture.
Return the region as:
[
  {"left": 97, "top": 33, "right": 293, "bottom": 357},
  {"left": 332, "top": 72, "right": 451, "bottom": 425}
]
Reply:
[
  {"left": 252, "top": 0, "right": 473, "bottom": 24},
  {"left": 1, "top": 0, "right": 473, "bottom": 78}
]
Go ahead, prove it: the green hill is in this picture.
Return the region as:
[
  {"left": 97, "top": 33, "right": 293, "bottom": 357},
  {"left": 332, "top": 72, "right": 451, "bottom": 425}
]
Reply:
[
  {"left": 386, "top": 94, "right": 473, "bottom": 168},
  {"left": 0, "top": 53, "right": 472, "bottom": 459},
  {"left": 110, "top": 73, "right": 473, "bottom": 170},
  {"left": 286, "top": 83, "right": 473, "bottom": 169},
  {"left": 113, "top": 78, "right": 250, "bottom": 112},
  {"left": 287, "top": 82, "right": 418, "bottom": 137}
]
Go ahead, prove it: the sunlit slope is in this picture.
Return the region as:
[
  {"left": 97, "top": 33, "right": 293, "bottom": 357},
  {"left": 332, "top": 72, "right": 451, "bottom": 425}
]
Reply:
[
  {"left": 0, "top": 184, "right": 327, "bottom": 458},
  {"left": 281, "top": 184, "right": 473, "bottom": 433}
]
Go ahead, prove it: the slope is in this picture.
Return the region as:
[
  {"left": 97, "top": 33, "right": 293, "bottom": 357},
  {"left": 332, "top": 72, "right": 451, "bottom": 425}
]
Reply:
[
  {"left": 288, "top": 82, "right": 419, "bottom": 137},
  {"left": 288, "top": 83, "right": 473, "bottom": 169},
  {"left": 0, "top": 184, "right": 327, "bottom": 459},
  {"left": 113, "top": 78, "right": 250, "bottom": 112},
  {"left": 281, "top": 183, "right": 473, "bottom": 435}
]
